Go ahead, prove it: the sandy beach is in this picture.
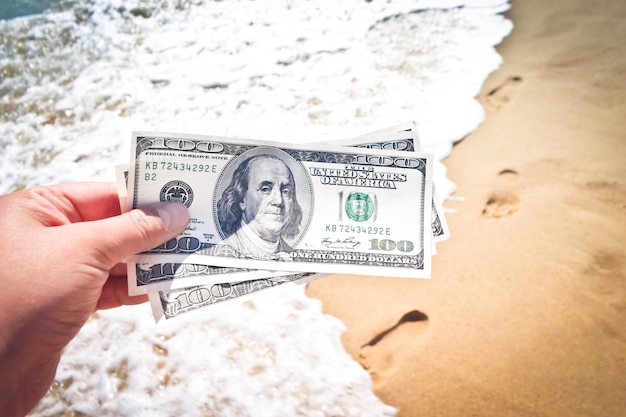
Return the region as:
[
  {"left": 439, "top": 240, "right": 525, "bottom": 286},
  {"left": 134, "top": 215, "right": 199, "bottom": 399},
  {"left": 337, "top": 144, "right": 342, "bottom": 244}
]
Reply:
[{"left": 307, "top": 0, "right": 626, "bottom": 416}]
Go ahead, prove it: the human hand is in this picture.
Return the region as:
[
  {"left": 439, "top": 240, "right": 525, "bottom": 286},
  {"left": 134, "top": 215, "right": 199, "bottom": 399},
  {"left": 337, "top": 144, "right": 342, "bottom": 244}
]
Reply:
[{"left": 0, "top": 182, "right": 189, "bottom": 417}]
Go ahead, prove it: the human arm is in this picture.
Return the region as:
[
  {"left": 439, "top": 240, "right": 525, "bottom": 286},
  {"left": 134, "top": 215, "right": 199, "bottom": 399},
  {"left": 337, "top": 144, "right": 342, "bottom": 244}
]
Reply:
[{"left": 0, "top": 182, "right": 189, "bottom": 417}]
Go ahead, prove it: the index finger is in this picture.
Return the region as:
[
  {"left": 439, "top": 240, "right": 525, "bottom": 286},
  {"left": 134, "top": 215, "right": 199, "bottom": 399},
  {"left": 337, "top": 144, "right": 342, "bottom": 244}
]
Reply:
[{"left": 43, "top": 182, "right": 124, "bottom": 222}]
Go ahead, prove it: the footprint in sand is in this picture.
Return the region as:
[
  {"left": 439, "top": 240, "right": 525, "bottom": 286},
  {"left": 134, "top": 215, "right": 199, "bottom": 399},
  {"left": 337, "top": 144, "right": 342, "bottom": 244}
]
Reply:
[
  {"left": 485, "top": 76, "right": 523, "bottom": 111},
  {"left": 482, "top": 169, "right": 521, "bottom": 219},
  {"left": 579, "top": 250, "right": 626, "bottom": 343},
  {"left": 358, "top": 310, "right": 428, "bottom": 380}
]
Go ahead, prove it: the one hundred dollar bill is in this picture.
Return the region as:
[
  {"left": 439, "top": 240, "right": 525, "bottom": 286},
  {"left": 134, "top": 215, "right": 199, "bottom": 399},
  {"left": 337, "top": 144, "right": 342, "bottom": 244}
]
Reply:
[
  {"left": 149, "top": 272, "right": 319, "bottom": 323},
  {"left": 129, "top": 132, "right": 434, "bottom": 278},
  {"left": 129, "top": 261, "right": 302, "bottom": 295}
]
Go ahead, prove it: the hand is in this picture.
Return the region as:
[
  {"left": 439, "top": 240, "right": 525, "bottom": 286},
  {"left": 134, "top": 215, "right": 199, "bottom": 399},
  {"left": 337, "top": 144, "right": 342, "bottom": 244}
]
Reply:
[{"left": 0, "top": 182, "right": 189, "bottom": 417}]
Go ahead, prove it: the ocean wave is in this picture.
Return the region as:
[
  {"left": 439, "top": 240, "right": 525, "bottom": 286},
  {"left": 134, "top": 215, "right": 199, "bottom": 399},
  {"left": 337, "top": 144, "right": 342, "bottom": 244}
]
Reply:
[{"left": 1, "top": 1, "right": 511, "bottom": 416}]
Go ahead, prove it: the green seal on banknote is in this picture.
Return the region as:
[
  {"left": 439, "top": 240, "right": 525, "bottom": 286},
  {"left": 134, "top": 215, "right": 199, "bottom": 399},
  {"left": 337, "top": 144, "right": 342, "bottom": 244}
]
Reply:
[{"left": 345, "top": 192, "right": 375, "bottom": 222}]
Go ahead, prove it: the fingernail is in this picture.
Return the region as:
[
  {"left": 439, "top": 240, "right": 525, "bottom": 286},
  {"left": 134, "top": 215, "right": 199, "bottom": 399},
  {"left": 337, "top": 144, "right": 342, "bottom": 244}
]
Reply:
[{"left": 154, "top": 202, "right": 189, "bottom": 231}]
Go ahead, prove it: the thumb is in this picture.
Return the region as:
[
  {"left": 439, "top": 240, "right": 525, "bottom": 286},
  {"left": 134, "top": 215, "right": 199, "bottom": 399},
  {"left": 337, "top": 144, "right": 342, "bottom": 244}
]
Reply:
[{"left": 81, "top": 202, "right": 189, "bottom": 267}]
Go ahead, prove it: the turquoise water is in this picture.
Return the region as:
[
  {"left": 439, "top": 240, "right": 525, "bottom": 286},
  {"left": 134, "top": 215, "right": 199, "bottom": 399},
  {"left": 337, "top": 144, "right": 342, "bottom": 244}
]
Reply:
[{"left": 0, "top": 0, "right": 71, "bottom": 20}]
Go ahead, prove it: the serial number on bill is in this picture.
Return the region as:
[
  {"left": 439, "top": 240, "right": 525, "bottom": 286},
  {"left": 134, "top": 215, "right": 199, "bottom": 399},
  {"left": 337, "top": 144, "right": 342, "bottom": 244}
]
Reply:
[
  {"left": 325, "top": 224, "right": 391, "bottom": 235},
  {"left": 146, "top": 161, "right": 218, "bottom": 173}
]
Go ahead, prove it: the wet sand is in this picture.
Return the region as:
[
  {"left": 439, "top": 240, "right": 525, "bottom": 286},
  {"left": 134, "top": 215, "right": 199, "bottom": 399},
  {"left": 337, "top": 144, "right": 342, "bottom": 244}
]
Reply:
[{"left": 307, "top": 0, "right": 626, "bottom": 415}]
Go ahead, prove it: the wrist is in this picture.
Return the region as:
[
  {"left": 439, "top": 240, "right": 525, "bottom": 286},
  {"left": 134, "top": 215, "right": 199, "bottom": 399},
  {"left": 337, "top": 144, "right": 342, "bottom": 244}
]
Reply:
[{"left": 0, "top": 314, "right": 62, "bottom": 417}]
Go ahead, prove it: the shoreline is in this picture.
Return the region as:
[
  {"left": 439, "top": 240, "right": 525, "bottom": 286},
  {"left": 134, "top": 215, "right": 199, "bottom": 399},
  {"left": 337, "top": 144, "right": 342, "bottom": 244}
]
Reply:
[{"left": 307, "top": 0, "right": 626, "bottom": 415}]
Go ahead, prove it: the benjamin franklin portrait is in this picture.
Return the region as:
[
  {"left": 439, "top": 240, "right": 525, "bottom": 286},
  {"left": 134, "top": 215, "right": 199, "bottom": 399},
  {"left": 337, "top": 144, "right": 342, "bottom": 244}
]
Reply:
[{"left": 215, "top": 148, "right": 312, "bottom": 260}]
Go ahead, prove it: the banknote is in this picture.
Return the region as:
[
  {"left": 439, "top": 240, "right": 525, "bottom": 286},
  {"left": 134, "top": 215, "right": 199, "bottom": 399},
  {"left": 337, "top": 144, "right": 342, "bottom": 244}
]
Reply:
[
  {"left": 130, "top": 261, "right": 303, "bottom": 295},
  {"left": 129, "top": 132, "right": 434, "bottom": 278},
  {"left": 149, "top": 272, "right": 319, "bottom": 323}
]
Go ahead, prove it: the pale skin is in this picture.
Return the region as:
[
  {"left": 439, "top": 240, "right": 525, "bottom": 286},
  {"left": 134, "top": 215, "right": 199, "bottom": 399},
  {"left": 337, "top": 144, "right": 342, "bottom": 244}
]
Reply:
[{"left": 0, "top": 182, "right": 189, "bottom": 417}]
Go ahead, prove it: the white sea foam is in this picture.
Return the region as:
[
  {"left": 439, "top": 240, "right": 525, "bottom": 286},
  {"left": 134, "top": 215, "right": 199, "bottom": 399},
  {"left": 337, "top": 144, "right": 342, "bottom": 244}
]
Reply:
[
  {"left": 36, "top": 286, "right": 396, "bottom": 417},
  {"left": 0, "top": 1, "right": 512, "bottom": 415}
]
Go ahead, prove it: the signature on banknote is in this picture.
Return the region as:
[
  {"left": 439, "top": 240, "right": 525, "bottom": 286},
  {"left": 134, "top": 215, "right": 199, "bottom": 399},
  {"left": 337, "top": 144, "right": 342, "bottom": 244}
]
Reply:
[{"left": 321, "top": 237, "right": 362, "bottom": 249}]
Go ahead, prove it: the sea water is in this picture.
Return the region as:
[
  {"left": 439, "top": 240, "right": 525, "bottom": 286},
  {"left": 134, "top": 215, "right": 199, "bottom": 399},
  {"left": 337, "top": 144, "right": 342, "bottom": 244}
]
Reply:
[
  {"left": 0, "top": 0, "right": 74, "bottom": 21},
  {"left": 0, "top": 1, "right": 512, "bottom": 416}
]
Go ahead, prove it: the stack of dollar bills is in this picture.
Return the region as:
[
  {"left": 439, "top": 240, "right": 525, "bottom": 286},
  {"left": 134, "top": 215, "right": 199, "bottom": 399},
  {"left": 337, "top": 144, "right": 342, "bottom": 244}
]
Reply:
[{"left": 117, "top": 122, "right": 450, "bottom": 323}]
